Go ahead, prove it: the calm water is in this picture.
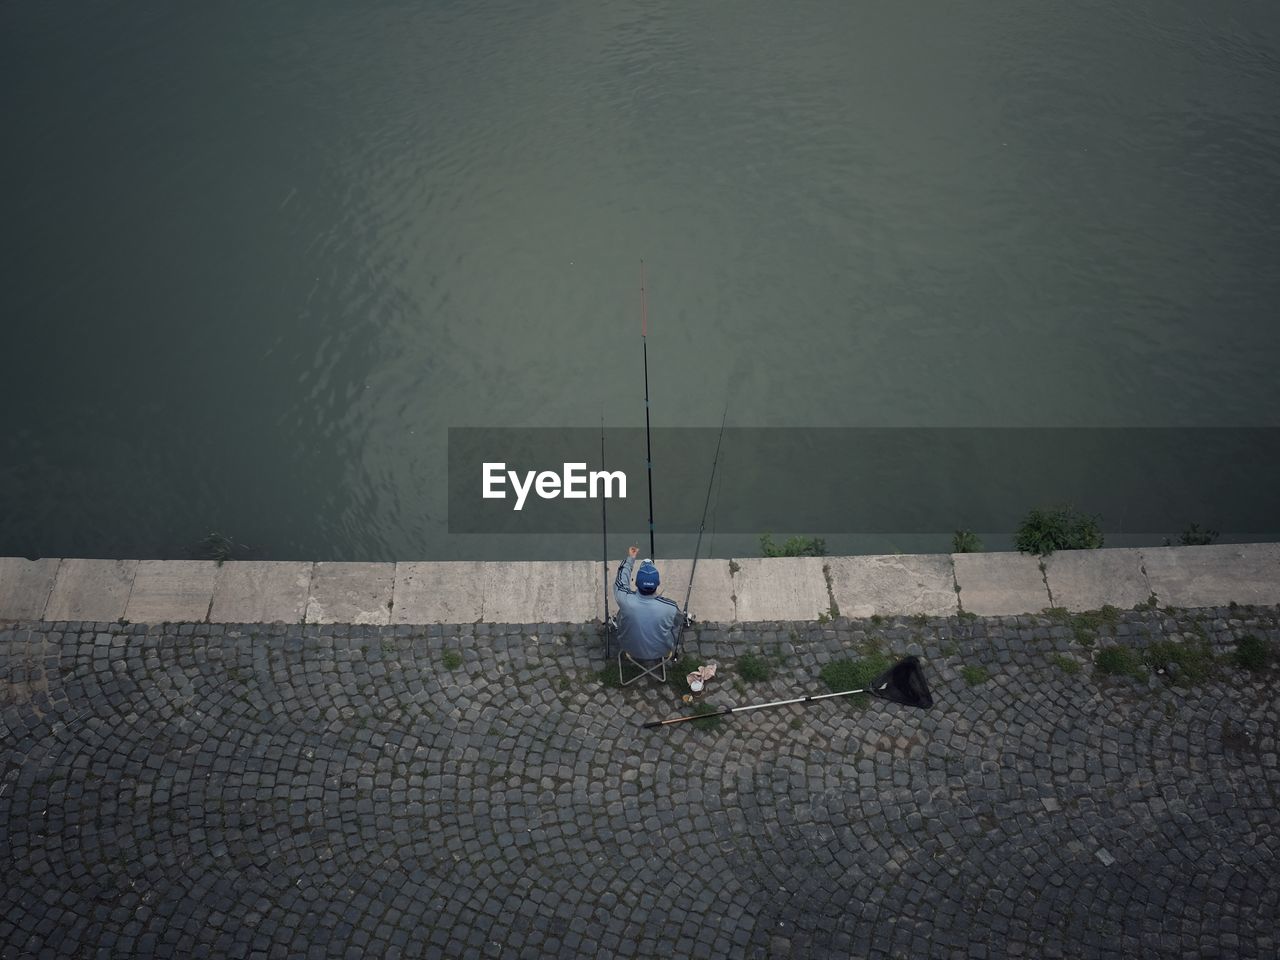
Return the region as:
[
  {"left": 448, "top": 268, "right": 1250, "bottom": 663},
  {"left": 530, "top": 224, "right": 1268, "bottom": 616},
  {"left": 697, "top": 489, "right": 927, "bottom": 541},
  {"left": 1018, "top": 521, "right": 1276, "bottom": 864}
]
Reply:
[{"left": 3, "top": 0, "right": 1279, "bottom": 561}]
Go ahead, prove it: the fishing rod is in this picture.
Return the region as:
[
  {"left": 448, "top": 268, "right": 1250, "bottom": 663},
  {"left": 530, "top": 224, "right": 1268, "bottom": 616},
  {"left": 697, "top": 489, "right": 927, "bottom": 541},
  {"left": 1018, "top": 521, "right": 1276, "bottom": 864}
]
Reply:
[
  {"left": 640, "top": 260, "right": 656, "bottom": 558},
  {"left": 600, "top": 415, "right": 612, "bottom": 660},
  {"left": 643, "top": 656, "right": 934, "bottom": 729},
  {"left": 673, "top": 405, "right": 729, "bottom": 658}
]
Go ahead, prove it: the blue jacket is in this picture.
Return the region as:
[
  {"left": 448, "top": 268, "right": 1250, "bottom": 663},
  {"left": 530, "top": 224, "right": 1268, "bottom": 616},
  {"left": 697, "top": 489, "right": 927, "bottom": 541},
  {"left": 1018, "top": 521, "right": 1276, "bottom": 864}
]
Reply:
[{"left": 614, "top": 556, "right": 681, "bottom": 660}]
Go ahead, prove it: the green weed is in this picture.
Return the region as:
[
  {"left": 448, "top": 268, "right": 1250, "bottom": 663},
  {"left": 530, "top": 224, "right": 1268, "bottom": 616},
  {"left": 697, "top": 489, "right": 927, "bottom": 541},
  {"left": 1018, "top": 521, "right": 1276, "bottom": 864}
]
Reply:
[
  {"left": 819, "top": 653, "right": 891, "bottom": 708},
  {"left": 737, "top": 653, "right": 772, "bottom": 683},
  {"left": 1049, "top": 654, "right": 1081, "bottom": 676},
  {"left": 688, "top": 701, "right": 724, "bottom": 731},
  {"left": 760, "top": 534, "right": 826, "bottom": 557},
  {"left": 1096, "top": 646, "right": 1144, "bottom": 680},
  {"left": 1177, "top": 523, "right": 1219, "bottom": 546},
  {"left": 1144, "top": 639, "right": 1216, "bottom": 685},
  {"left": 1235, "top": 635, "right": 1271, "bottom": 672},
  {"left": 199, "top": 532, "right": 247, "bottom": 566},
  {"left": 595, "top": 663, "right": 624, "bottom": 689},
  {"left": 1014, "top": 506, "right": 1103, "bottom": 556},
  {"left": 961, "top": 665, "right": 989, "bottom": 686}
]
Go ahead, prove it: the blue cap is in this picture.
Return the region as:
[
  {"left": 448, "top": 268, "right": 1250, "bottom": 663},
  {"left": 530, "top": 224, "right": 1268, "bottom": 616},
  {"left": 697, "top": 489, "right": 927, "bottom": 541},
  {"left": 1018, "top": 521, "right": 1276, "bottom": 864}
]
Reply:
[{"left": 636, "top": 561, "right": 660, "bottom": 594}]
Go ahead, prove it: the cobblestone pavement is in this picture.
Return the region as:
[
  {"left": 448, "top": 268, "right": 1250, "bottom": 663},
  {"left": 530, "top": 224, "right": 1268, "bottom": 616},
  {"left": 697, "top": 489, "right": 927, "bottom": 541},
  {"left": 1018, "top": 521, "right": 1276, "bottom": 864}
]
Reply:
[{"left": 2, "top": 606, "right": 1278, "bottom": 959}]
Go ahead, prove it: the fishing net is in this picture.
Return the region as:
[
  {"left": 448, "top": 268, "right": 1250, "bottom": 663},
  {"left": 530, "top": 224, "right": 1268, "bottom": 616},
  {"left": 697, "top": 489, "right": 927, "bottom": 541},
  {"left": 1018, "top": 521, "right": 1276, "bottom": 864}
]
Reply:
[{"left": 871, "top": 655, "right": 934, "bottom": 709}]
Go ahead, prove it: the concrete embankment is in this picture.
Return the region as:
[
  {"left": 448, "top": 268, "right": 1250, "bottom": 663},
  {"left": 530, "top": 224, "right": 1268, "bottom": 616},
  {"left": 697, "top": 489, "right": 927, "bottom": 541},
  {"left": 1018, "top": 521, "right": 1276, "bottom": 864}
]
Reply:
[{"left": 1, "top": 543, "right": 1276, "bottom": 625}]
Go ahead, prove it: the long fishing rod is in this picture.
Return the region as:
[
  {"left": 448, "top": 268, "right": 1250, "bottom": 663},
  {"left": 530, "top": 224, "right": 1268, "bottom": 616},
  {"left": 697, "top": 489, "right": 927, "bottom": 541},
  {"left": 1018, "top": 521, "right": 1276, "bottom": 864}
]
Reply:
[
  {"left": 643, "top": 656, "right": 934, "bottom": 729},
  {"left": 646, "top": 682, "right": 886, "bottom": 728},
  {"left": 600, "top": 416, "right": 612, "bottom": 660},
  {"left": 640, "top": 260, "right": 656, "bottom": 558},
  {"left": 673, "top": 405, "right": 729, "bottom": 657}
]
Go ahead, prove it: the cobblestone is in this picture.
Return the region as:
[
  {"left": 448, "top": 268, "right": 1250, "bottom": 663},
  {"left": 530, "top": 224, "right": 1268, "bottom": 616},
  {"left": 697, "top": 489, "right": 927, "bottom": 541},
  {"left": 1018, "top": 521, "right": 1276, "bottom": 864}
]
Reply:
[{"left": 1, "top": 607, "right": 1278, "bottom": 957}]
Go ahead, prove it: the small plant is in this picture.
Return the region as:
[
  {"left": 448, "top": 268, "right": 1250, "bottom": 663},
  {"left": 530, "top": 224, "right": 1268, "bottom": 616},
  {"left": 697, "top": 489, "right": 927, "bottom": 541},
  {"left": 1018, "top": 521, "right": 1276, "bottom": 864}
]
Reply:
[
  {"left": 819, "top": 653, "right": 891, "bottom": 708},
  {"left": 199, "top": 532, "right": 247, "bottom": 566},
  {"left": 1049, "top": 605, "right": 1122, "bottom": 646},
  {"left": 737, "top": 653, "right": 772, "bottom": 683},
  {"left": 1169, "top": 523, "right": 1219, "bottom": 547},
  {"left": 1096, "top": 646, "right": 1144, "bottom": 679},
  {"left": 1137, "top": 593, "right": 1158, "bottom": 611},
  {"left": 961, "top": 665, "right": 989, "bottom": 686},
  {"left": 1014, "top": 506, "right": 1103, "bottom": 556},
  {"left": 441, "top": 650, "right": 463, "bottom": 670},
  {"left": 870, "top": 614, "right": 885, "bottom": 626},
  {"left": 760, "top": 534, "right": 826, "bottom": 557},
  {"left": 596, "top": 663, "right": 624, "bottom": 689},
  {"left": 1050, "top": 653, "right": 1081, "bottom": 676},
  {"left": 689, "top": 701, "right": 723, "bottom": 731},
  {"left": 817, "top": 610, "right": 831, "bottom": 625},
  {"left": 910, "top": 613, "right": 929, "bottom": 627},
  {"left": 952, "top": 530, "right": 983, "bottom": 553},
  {"left": 959, "top": 610, "right": 978, "bottom": 622},
  {"left": 1235, "top": 635, "right": 1270, "bottom": 672},
  {"left": 1144, "top": 639, "right": 1216, "bottom": 685}
]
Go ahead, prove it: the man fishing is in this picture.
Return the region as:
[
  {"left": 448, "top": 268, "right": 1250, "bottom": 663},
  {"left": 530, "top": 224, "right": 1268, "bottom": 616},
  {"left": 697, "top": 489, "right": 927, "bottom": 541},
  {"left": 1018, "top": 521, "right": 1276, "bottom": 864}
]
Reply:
[{"left": 614, "top": 545, "right": 683, "bottom": 663}]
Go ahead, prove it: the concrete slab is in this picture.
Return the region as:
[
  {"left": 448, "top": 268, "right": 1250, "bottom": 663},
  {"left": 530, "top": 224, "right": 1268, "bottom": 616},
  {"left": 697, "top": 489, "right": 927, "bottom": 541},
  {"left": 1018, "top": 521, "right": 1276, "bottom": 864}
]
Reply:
[
  {"left": 952, "top": 552, "right": 1051, "bottom": 616},
  {"left": 0, "top": 557, "right": 61, "bottom": 621},
  {"left": 623, "top": 558, "right": 736, "bottom": 623},
  {"left": 1140, "top": 542, "right": 1280, "bottom": 608},
  {"left": 481, "top": 561, "right": 598, "bottom": 624},
  {"left": 731, "top": 557, "right": 831, "bottom": 622},
  {"left": 1043, "top": 548, "right": 1151, "bottom": 611},
  {"left": 827, "top": 554, "right": 959, "bottom": 619},
  {"left": 44, "top": 559, "right": 138, "bottom": 622},
  {"left": 392, "top": 562, "right": 485, "bottom": 624},
  {"left": 305, "top": 562, "right": 395, "bottom": 625},
  {"left": 210, "top": 561, "right": 312, "bottom": 623},
  {"left": 124, "top": 560, "right": 219, "bottom": 623}
]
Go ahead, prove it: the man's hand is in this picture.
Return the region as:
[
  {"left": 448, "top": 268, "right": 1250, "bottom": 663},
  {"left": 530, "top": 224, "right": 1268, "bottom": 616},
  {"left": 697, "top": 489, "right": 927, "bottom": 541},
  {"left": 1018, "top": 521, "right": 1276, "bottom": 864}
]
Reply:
[{"left": 628, "top": 545, "right": 639, "bottom": 559}]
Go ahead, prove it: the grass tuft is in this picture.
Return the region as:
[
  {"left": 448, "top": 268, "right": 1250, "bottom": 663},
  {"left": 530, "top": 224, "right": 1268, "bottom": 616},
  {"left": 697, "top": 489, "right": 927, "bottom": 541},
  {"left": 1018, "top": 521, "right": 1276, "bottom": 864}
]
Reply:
[
  {"left": 1235, "top": 635, "right": 1271, "bottom": 672},
  {"left": 1014, "top": 505, "right": 1104, "bottom": 556},
  {"left": 441, "top": 650, "right": 463, "bottom": 670},
  {"left": 819, "top": 653, "right": 891, "bottom": 708},
  {"left": 961, "top": 665, "right": 989, "bottom": 686},
  {"left": 737, "top": 653, "right": 772, "bottom": 683},
  {"left": 688, "top": 701, "right": 724, "bottom": 731},
  {"left": 1143, "top": 639, "right": 1216, "bottom": 685},
  {"left": 760, "top": 534, "right": 826, "bottom": 557},
  {"left": 1046, "top": 605, "right": 1122, "bottom": 646},
  {"left": 1049, "top": 653, "right": 1081, "bottom": 676},
  {"left": 1096, "top": 646, "right": 1144, "bottom": 679}
]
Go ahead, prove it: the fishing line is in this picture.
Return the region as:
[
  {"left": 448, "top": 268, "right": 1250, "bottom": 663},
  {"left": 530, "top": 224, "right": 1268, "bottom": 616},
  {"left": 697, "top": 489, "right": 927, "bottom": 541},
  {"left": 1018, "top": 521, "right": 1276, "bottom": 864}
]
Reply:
[{"left": 640, "top": 260, "right": 656, "bottom": 558}]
